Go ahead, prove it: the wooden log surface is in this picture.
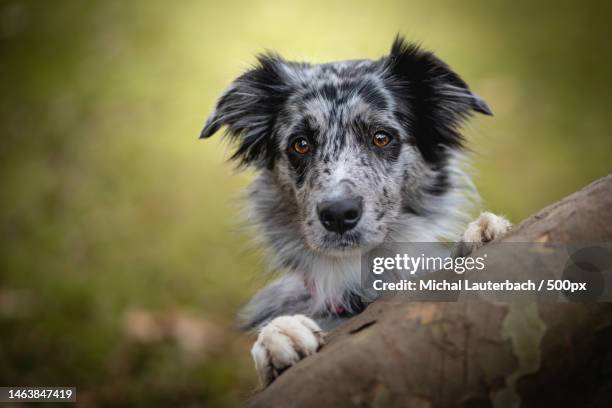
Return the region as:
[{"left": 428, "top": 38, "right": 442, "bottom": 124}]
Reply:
[{"left": 250, "top": 175, "right": 612, "bottom": 408}]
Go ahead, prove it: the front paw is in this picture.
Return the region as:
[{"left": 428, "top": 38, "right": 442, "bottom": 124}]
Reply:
[
  {"left": 251, "top": 315, "right": 325, "bottom": 387},
  {"left": 455, "top": 212, "right": 511, "bottom": 257}
]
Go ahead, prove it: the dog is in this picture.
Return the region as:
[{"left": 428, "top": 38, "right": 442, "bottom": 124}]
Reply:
[{"left": 200, "top": 36, "right": 511, "bottom": 387}]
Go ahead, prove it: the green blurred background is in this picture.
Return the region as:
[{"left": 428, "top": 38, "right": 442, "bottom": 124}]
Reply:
[{"left": 0, "top": 0, "right": 610, "bottom": 406}]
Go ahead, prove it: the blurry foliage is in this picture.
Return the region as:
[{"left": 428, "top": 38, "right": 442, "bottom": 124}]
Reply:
[{"left": 0, "top": 0, "right": 610, "bottom": 406}]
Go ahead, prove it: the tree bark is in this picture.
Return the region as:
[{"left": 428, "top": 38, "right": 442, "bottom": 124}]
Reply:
[{"left": 250, "top": 174, "right": 612, "bottom": 408}]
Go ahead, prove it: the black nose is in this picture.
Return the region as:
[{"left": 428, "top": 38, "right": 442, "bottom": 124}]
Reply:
[{"left": 317, "top": 197, "right": 363, "bottom": 234}]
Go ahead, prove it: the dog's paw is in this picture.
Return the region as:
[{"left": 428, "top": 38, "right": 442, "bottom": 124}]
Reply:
[
  {"left": 454, "top": 212, "right": 511, "bottom": 257},
  {"left": 251, "top": 315, "right": 325, "bottom": 387}
]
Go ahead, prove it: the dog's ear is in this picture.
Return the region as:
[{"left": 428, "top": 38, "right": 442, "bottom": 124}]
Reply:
[
  {"left": 200, "top": 53, "right": 293, "bottom": 168},
  {"left": 385, "top": 36, "right": 492, "bottom": 163}
]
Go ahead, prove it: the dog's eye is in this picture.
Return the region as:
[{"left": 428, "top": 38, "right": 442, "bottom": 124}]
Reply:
[
  {"left": 373, "top": 132, "right": 392, "bottom": 148},
  {"left": 292, "top": 138, "right": 311, "bottom": 155}
]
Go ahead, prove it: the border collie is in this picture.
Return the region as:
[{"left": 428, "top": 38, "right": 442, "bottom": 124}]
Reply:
[{"left": 200, "top": 36, "right": 511, "bottom": 387}]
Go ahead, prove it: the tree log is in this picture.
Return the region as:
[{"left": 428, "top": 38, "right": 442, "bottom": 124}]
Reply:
[{"left": 250, "top": 174, "right": 612, "bottom": 408}]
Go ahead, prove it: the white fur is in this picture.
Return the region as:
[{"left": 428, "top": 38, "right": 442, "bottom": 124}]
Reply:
[
  {"left": 462, "top": 211, "right": 512, "bottom": 245},
  {"left": 251, "top": 315, "right": 324, "bottom": 387}
]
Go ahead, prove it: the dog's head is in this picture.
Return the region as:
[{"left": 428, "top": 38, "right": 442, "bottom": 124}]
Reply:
[{"left": 201, "top": 36, "right": 491, "bottom": 256}]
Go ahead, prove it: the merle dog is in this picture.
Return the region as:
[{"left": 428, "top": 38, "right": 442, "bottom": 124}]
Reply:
[{"left": 201, "top": 36, "right": 511, "bottom": 387}]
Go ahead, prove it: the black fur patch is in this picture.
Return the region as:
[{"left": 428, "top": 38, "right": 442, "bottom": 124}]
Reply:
[
  {"left": 383, "top": 36, "right": 492, "bottom": 164},
  {"left": 200, "top": 53, "right": 294, "bottom": 169}
]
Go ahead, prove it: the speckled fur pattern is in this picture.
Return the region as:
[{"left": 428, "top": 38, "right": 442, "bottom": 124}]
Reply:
[{"left": 201, "top": 36, "right": 495, "bottom": 331}]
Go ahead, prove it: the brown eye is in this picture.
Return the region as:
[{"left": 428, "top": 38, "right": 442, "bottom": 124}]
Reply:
[
  {"left": 292, "top": 138, "right": 311, "bottom": 155},
  {"left": 373, "top": 132, "right": 391, "bottom": 148}
]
